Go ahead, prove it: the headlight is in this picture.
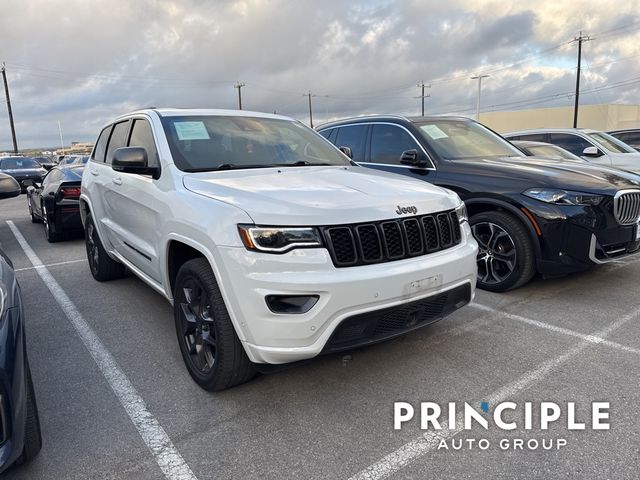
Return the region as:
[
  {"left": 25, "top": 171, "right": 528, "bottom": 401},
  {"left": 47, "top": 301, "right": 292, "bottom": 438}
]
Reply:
[
  {"left": 523, "top": 189, "right": 604, "bottom": 206},
  {"left": 238, "top": 225, "right": 323, "bottom": 253},
  {"left": 455, "top": 202, "right": 468, "bottom": 223}
]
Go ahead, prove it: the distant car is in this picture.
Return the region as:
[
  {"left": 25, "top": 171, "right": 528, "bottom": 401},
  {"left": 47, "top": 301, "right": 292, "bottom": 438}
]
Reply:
[
  {"left": 31, "top": 156, "right": 57, "bottom": 171},
  {"left": 71, "top": 155, "right": 89, "bottom": 165},
  {"left": 511, "top": 140, "right": 585, "bottom": 162},
  {"left": 58, "top": 155, "right": 80, "bottom": 166},
  {"left": 504, "top": 128, "right": 640, "bottom": 174},
  {"left": 27, "top": 164, "right": 84, "bottom": 242},
  {"left": 0, "top": 176, "right": 42, "bottom": 473},
  {"left": 608, "top": 129, "right": 640, "bottom": 151},
  {"left": 0, "top": 157, "right": 47, "bottom": 192}
]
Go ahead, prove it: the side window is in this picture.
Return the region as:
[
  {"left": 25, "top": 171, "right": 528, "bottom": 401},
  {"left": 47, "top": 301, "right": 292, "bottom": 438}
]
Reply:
[
  {"left": 370, "top": 124, "right": 421, "bottom": 165},
  {"left": 128, "top": 119, "right": 159, "bottom": 167},
  {"left": 318, "top": 129, "right": 332, "bottom": 139},
  {"left": 513, "top": 133, "right": 547, "bottom": 142},
  {"left": 334, "top": 125, "right": 367, "bottom": 162},
  {"left": 42, "top": 169, "right": 60, "bottom": 186},
  {"left": 105, "top": 121, "right": 131, "bottom": 165},
  {"left": 548, "top": 133, "right": 593, "bottom": 156},
  {"left": 92, "top": 126, "right": 112, "bottom": 163}
]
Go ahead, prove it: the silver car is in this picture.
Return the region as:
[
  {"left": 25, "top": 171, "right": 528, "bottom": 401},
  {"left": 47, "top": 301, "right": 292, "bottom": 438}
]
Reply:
[{"left": 504, "top": 128, "right": 640, "bottom": 174}]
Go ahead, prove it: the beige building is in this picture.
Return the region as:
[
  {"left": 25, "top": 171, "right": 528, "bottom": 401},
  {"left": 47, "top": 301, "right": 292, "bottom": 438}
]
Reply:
[{"left": 480, "top": 103, "right": 640, "bottom": 134}]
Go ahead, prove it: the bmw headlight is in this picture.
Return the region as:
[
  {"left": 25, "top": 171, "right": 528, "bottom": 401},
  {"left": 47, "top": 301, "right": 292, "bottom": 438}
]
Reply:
[
  {"left": 238, "top": 225, "right": 323, "bottom": 253},
  {"left": 523, "top": 189, "right": 604, "bottom": 206},
  {"left": 455, "top": 202, "right": 468, "bottom": 223}
]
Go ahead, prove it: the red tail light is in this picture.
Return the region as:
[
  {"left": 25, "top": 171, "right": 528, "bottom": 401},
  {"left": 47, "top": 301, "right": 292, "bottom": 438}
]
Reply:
[{"left": 60, "top": 186, "right": 81, "bottom": 198}]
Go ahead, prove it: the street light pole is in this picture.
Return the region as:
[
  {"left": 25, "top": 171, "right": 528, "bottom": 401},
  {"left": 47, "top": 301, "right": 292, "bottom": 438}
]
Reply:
[{"left": 471, "top": 74, "right": 489, "bottom": 122}]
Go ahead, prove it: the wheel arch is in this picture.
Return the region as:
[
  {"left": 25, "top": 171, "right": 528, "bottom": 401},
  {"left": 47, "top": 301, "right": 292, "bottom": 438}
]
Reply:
[{"left": 464, "top": 196, "right": 542, "bottom": 260}]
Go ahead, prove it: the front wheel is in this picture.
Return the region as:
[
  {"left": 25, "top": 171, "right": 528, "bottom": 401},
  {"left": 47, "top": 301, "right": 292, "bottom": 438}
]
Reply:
[
  {"left": 174, "top": 258, "right": 255, "bottom": 391},
  {"left": 42, "top": 202, "right": 60, "bottom": 242},
  {"left": 470, "top": 211, "right": 536, "bottom": 292}
]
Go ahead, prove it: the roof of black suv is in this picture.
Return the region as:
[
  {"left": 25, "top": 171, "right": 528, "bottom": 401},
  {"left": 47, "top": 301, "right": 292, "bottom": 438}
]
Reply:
[{"left": 316, "top": 115, "right": 474, "bottom": 131}]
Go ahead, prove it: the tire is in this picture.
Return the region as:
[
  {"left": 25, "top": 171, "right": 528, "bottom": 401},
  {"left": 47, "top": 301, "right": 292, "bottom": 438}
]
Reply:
[
  {"left": 29, "top": 200, "right": 42, "bottom": 223},
  {"left": 174, "top": 258, "right": 255, "bottom": 391},
  {"left": 18, "top": 359, "right": 42, "bottom": 464},
  {"left": 42, "top": 202, "right": 60, "bottom": 243},
  {"left": 84, "top": 213, "right": 126, "bottom": 281},
  {"left": 469, "top": 211, "right": 536, "bottom": 292}
]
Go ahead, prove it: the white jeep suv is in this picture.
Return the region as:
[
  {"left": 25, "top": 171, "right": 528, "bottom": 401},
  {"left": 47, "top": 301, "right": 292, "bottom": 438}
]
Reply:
[{"left": 80, "top": 109, "right": 478, "bottom": 391}]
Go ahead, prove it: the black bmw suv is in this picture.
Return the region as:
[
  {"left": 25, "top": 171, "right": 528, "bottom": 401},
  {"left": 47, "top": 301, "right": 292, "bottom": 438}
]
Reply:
[{"left": 318, "top": 116, "right": 640, "bottom": 291}]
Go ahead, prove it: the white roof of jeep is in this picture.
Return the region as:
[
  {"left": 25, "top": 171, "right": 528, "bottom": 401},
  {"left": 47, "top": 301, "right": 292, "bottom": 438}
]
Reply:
[{"left": 113, "top": 108, "right": 293, "bottom": 122}]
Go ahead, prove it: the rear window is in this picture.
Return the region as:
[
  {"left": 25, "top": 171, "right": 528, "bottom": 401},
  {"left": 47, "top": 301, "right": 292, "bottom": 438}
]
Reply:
[{"left": 0, "top": 157, "right": 40, "bottom": 169}]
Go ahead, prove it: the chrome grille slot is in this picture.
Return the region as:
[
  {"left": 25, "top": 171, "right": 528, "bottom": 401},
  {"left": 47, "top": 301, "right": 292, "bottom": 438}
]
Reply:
[{"left": 614, "top": 191, "right": 640, "bottom": 225}]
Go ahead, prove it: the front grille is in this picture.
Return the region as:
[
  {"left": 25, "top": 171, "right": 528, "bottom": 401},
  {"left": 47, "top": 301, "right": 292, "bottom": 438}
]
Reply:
[
  {"left": 323, "top": 209, "right": 462, "bottom": 267},
  {"left": 323, "top": 283, "right": 471, "bottom": 353},
  {"left": 614, "top": 191, "right": 640, "bottom": 225}
]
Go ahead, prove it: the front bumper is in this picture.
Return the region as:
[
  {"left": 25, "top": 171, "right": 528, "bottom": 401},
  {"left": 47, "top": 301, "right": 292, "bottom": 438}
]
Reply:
[
  {"left": 216, "top": 223, "right": 478, "bottom": 364},
  {"left": 526, "top": 200, "right": 640, "bottom": 275}
]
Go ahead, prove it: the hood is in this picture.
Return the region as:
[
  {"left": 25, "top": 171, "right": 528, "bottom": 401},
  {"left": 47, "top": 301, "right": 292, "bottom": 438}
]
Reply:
[
  {"left": 605, "top": 152, "right": 640, "bottom": 174},
  {"left": 450, "top": 156, "right": 640, "bottom": 195},
  {"left": 183, "top": 166, "right": 461, "bottom": 225}
]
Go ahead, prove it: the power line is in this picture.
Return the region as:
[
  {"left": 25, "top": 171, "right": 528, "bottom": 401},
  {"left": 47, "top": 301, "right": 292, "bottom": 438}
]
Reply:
[
  {"left": 1, "top": 63, "right": 18, "bottom": 153},
  {"left": 416, "top": 82, "right": 431, "bottom": 116},
  {"left": 571, "top": 31, "right": 592, "bottom": 127},
  {"left": 234, "top": 82, "right": 245, "bottom": 110}
]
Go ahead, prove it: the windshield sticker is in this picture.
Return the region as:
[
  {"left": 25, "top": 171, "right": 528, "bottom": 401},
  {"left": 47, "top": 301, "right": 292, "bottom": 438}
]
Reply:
[
  {"left": 421, "top": 125, "right": 448, "bottom": 140},
  {"left": 174, "top": 121, "right": 211, "bottom": 140}
]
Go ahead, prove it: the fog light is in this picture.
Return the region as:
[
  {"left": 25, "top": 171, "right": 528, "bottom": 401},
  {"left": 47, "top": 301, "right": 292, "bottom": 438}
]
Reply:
[{"left": 266, "top": 295, "right": 319, "bottom": 314}]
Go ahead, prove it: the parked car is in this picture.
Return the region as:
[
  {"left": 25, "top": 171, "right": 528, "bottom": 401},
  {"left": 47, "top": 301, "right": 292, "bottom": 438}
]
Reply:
[
  {"left": 71, "top": 155, "right": 89, "bottom": 165},
  {"left": 607, "top": 129, "right": 640, "bottom": 151},
  {"left": 0, "top": 175, "right": 42, "bottom": 473},
  {"left": 317, "top": 115, "right": 640, "bottom": 291},
  {"left": 80, "top": 108, "right": 478, "bottom": 391},
  {"left": 0, "top": 157, "right": 47, "bottom": 192},
  {"left": 511, "top": 140, "right": 585, "bottom": 162},
  {"left": 504, "top": 128, "right": 640, "bottom": 174},
  {"left": 31, "top": 156, "right": 57, "bottom": 171},
  {"left": 57, "top": 156, "right": 80, "bottom": 166},
  {"left": 26, "top": 164, "right": 84, "bottom": 242}
]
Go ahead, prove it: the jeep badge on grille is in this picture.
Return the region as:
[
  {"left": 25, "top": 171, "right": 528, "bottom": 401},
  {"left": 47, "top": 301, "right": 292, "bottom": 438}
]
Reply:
[{"left": 396, "top": 205, "right": 418, "bottom": 215}]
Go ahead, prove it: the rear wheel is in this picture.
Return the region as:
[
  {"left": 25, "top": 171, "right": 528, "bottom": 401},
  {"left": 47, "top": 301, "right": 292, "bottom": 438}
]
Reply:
[
  {"left": 42, "top": 202, "right": 60, "bottom": 242},
  {"left": 84, "top": 213, "right": 126, "bottom": 281},
  {"left": 174, "top": 258, "right": 255, "bottom": 391},
  {"left": 470, "top": 211, "right": 536, "bottom": 292},
  {"left": 29, "top": 200, "right": 41, "bottom": 223}
]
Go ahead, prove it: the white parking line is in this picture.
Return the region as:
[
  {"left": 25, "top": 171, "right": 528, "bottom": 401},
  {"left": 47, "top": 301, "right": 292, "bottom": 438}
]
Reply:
[
  {"left": 348, "top": 303, "right": 640, "bottom": 480},
  {"left": 471, "top": 303, "right": 640, "bottom": 357},
  {"left": 7, "top": 221, "right": 197, "bottom": 480},
  {"left": 14, "top": 258, "right": 87, "bottom": 272}
]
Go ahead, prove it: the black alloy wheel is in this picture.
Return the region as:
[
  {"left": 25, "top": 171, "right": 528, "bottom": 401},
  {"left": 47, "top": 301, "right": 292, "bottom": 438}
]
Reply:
[
  {"left": 84, "top": 213, "right": 126, "bottom": 281},
  {"left": 469, "top": 211, "right": 536, "bottom": 292},
  {"left": 174, "top": 258, "right": 255, "bottom": 391},
  {"left": 177, "top": 278, "right": 217, "bottom": 375}
]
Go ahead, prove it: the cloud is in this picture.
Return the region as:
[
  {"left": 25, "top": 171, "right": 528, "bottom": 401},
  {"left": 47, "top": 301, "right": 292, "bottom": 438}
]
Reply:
[{"left": 0, "top": 0, "right": 639, "bottom": 149}]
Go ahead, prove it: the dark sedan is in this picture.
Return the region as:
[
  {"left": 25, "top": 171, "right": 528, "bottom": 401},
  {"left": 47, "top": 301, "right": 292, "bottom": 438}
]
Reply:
[
  {"left": 0, "top": 176, "right": 42, "bottom": 473},
  {"left": 27, "top": 164, "right": 84, "bottom": 242},
  {"left": 0, "top": 157, "right": 47, "bottom": 193},
  {"left": 31, "top": 156, "right": 57, "bottom": 171},
  {"left": 318, "top": 115, "right": 640, "bottom": 291}
]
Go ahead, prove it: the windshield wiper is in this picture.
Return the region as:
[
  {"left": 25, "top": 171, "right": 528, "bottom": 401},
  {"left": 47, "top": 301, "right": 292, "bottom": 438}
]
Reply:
[
  {"left": 183, "top": 164, "right": 273, "bottom": 172},
  {"left": 269, "top": 160, "right": 334, "bottom": 167}
]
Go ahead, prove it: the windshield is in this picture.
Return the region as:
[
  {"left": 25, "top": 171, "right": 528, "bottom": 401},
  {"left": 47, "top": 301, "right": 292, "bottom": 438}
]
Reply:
[
  {"left": 587, "top": 132, "right": 637, "bottom": 154},
  {"left": 527, "top": 144, "right": 583, "bottom": 161},
  {"left": 415, "top": 120, "right": 524, "bottom": 160},
  {"left": 0, "top": 157, "right": 41, "bottom": 169},
  {"left": 161, "top": 115, "right": 350, "bottom": 171}
]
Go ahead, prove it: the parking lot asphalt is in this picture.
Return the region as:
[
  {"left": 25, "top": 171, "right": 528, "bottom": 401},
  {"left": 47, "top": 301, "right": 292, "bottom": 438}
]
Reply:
[{"left": 1, "top": 193, "right": 639, "bottom": 479}]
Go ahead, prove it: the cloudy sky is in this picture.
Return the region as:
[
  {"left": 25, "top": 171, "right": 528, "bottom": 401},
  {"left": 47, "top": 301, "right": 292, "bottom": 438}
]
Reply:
[{"left": 1, "top": 0, "right": 639, "bottom": 150}]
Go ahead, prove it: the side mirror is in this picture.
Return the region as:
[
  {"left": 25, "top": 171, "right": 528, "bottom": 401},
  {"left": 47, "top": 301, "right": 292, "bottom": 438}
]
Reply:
[
  {"left": 112, "top": 147, "right": 160, "bottom": 179},
  {"left": 0, "top": 174, "right": 21, "bottom": 199},
  {"left": 583, "top": 146, "right": 603, "bottom": 157},
  {"left": 338, "top": 146, "right": 353, "bottom": 159},
  {"left": 400, "top": 149, "right": 429, "bottom": 168}
]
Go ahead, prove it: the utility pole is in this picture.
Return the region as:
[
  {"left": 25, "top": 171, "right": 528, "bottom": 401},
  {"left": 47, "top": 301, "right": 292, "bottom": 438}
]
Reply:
[
  {"left": 1, "top": 62, "right": 18, "bottom": 154},
  {"left": 572, "top": 31, "right": 591, "bottom": 128},
  {"left": 234, "top": 82, "right": 245, "bottom": 110},
  {"left": 303, "top": 91, "right": 328, "bottom": 128},
  {"left": 416, "top": 82, "right": 431, "bottom": 117},
  {"left": 57, "top": 121, "right": 65, "bottom": 150},
  {"left": 470, "top": 74, "right": 489, "bottom": 122}
]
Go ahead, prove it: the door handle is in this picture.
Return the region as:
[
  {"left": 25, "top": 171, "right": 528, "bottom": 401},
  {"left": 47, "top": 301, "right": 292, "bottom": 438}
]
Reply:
[
  {"left": 90, "top": 169, "right": 99, "bottom": 176},
  {"left": 112, "top": 177, "right": 123, "bottom": 186}
]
